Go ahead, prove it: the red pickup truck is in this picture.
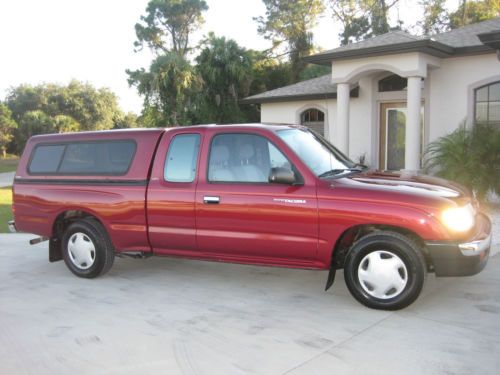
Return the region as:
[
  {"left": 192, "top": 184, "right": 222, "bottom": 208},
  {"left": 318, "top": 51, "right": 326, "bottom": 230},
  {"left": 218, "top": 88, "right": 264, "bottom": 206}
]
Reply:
[{"left": 10, "top": 124, "right": 491, "bottom": 309}]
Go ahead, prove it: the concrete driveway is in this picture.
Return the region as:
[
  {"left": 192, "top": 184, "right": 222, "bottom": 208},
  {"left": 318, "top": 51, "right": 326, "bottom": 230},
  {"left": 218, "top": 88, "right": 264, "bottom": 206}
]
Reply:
[
  {"left": 1, "top": 234, "right": 499, "bottom": 375},
  {"left": 0, "top": 172, "right": 15, "bottom": 187}
]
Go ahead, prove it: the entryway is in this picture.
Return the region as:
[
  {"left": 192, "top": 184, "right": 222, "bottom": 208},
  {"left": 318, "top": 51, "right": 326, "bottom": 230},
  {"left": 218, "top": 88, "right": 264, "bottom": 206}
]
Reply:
[{"left": 379, "top": 102, "right": 424, "bottom": 171}]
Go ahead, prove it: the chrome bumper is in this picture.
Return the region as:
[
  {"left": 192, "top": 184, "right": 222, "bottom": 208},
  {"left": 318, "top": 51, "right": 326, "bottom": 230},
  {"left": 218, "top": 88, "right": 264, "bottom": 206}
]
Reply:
[
  {"left": 425, "top": 213, "right": 491, "bottom": 277},
  {"left": 459, "top": 233, "right": 492, "bottom": 256}
]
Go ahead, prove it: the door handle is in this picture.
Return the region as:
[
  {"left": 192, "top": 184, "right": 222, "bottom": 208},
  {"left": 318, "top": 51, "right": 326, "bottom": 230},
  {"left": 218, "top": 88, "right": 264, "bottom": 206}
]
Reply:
[{"left": 203, "top": 196, "right": 220, "bottom": 204}]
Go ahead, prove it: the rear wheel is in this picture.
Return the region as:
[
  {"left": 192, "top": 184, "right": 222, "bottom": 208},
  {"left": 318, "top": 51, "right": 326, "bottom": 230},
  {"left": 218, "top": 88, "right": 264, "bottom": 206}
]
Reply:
[
  {"left": 62, "top": 218, "right": 115, "bottom": 278},
  {"left": 344, "top": 231, "right": 426, "bottom": 310}
]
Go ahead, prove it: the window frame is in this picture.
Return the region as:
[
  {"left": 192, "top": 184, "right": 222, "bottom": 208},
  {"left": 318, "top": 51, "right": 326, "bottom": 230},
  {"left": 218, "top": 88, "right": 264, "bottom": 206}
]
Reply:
[
  {"left": 163, "top": 133, "right": 201, "bottom": 183},
  {"left": 474, "top": 80, "right": 500, "bottom": 127},
  {"left": 27, "top": 139, "right": 137, "bottom": 176},
  {"left": 206, "top": 132, "right": 302, "bottom": 185}
]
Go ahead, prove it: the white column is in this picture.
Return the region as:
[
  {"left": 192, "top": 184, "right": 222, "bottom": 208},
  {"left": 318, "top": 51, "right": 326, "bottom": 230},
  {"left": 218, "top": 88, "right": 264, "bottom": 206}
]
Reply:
[
  {"left": 405, "top": 76, "right": 422, "bottom": 171},
  {"left": 336, "top": 83, "right": 350, "bottom": 155}
]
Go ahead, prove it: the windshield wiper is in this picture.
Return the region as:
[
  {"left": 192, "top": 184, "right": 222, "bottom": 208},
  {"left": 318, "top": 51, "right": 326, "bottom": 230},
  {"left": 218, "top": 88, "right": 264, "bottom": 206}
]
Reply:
[{"left": 318, "top": 168, "right": 363, "bottom": 179}]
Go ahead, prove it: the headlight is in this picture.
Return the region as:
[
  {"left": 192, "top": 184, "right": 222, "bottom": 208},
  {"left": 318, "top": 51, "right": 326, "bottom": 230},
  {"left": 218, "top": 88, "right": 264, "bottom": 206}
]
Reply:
[{"left": 441, "top": 204, "right": 475, "bottom": 232}]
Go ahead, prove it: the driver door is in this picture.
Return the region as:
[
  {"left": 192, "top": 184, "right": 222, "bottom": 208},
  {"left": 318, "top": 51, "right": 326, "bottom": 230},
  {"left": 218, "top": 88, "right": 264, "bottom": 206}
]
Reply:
[{"left": 195, "top": 131, "right": 319, "bottom": 264}]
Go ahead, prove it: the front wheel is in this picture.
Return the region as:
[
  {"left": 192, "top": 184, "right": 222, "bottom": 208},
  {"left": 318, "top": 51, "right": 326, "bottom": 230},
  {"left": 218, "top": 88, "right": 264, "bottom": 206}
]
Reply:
[
  {"left": 344, "top": 231, "right": 427, "bottom": 310},
  {"left": 62, "top": 218, "right": 115, "bottom": 278}
]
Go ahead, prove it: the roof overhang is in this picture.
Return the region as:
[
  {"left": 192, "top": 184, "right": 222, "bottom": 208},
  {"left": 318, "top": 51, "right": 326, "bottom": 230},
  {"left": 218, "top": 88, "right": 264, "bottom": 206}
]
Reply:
[
  {"left": 241, "top": 87, "right": 359, "bottom": 105},
  {"left": 304, "top": 40, "right": 456, "bottom": 65},
  {"left": 478, "top": 31, "right": 500, "bottom": 50}
]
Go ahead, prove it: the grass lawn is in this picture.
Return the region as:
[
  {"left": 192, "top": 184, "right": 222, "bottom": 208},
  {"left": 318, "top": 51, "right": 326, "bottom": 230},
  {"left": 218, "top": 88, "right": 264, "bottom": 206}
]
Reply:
[
  {"left": 0, "top": 186, "right": 13, "bottom": 233},
  {"left": 0, "top": 157, "right": 19, "bottom": 173}
]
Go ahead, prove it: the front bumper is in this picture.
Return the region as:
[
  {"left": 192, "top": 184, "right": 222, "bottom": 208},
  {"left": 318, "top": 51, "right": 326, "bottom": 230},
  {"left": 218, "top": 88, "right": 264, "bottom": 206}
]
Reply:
[
  {"left": 425, "top": 213, "right": 492, "bottom": 277},
  {"left": 7, "top": 220, "right": 17, "bottom": 233}
]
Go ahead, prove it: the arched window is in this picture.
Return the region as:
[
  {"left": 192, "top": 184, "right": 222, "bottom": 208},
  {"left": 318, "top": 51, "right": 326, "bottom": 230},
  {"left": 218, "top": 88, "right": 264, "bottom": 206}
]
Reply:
[
  {"left": 378, "top": 74, "right": 407, "bottom": 92},
  {"left": 475, "top": 81, "right": 500, "bottom": 127},
  {"left": 300, "top": 108, "right": 325, "bottom": 136}
]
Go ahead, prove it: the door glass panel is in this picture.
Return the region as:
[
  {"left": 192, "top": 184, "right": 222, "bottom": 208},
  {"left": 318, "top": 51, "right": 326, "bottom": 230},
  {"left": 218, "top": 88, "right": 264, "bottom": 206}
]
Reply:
[
  {"left": 208, "top": 133, "right": 293, "bottom": 183},
  {"left": 164, "top": 134, "right": 200, "bottom": 182},
  {"left": 386, "top": 109, "right": 406, "bottom": 171}
]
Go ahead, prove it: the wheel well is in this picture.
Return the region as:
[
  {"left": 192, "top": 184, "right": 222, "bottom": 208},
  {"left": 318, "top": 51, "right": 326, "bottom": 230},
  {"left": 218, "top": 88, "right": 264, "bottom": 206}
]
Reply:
[
  {"left": 49, "top": 211, "right": 104, "bottom": 263},
  {"left": 331, "top": 224, "right": 431, "bottom": 270},
  {"left": 52, "top": 210, "right": 104, "bottom": 240}
]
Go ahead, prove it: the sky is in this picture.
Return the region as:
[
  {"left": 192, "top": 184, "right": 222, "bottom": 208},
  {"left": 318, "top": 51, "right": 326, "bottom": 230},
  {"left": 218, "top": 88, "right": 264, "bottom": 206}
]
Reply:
[{"left": 0, "top": 0, "right": 457, "bottom": 114}]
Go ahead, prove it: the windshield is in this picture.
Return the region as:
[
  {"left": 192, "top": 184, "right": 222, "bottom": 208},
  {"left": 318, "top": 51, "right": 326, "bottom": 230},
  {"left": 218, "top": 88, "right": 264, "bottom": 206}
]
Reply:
[{"left": 277, "top": 128, "right": 356, "bottom": 177}]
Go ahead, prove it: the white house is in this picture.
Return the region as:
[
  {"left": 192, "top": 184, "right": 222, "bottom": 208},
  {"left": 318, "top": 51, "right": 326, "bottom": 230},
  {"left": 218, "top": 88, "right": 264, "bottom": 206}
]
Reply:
[{"left": 243, "top": 18, "right": 500, "bottom": 171}]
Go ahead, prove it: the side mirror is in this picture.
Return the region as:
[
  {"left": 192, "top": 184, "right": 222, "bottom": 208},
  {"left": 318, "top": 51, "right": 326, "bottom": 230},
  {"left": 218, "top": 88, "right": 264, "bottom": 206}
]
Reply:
[{"left": 269, "top": 167, "right": 296, "bottom": 185}]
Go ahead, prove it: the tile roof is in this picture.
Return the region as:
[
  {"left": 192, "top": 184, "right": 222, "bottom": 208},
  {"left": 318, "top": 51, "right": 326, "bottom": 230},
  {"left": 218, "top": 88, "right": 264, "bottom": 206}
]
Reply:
[
  {"left": 245, "top": 18, "right": 500, "bottom": 103},
  {"left": 243, "top": 74, "right": 336, "bottom": 104},
  {"left": 313, "top": 30, "right": 425, "bottom": 56},
  {"left": 432, "top": 17, "right": 500, "bottom": 48}
]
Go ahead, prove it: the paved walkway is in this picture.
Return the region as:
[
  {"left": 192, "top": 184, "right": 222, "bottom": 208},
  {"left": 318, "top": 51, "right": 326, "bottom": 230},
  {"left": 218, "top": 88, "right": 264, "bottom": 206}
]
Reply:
[
  {"left": 0, "top": 234, "right": 499, "bottom": 374},
  {"left": 0, "top": 172, "right": 15, "bottom": 187}
]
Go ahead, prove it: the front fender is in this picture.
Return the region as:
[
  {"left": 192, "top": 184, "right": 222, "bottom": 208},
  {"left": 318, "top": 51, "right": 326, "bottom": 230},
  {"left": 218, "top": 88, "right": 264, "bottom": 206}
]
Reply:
[{"left": 317, "top": 198, "right": 448, "bottom": 267}]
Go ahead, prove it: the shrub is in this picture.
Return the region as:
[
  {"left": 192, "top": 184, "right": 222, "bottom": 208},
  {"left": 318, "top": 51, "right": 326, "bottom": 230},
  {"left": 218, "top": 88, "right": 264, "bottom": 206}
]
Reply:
[{"left": 424, "top": 123, "right": 500, "bottom": 201}]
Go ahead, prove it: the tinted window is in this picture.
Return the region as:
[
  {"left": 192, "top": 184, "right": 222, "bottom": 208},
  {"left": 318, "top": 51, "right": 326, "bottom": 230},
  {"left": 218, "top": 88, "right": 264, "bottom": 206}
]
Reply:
[
  {"left": 164, "top": 134, "right": 200, "bottom": 182},
  {"left": 208, "top": 133, "right": 292, "bottom": 183},
  {"left": 28, "top": 141, "right": 136, "bottom": 175},
  {"left": 29, "top": 145, "right": 65, "bottom": 173},
  {"left": 59, "top": 141, "right": 136, "bottom": 175}
]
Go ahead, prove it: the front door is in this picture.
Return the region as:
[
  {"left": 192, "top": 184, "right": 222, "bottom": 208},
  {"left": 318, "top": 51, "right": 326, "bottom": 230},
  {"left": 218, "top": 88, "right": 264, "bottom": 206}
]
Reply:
[
  {"left": 379, "top": 103, "right": 424, "bottom": 171},
  {"left": 195, "top": 131, "right": 319, "bottom": 265}
]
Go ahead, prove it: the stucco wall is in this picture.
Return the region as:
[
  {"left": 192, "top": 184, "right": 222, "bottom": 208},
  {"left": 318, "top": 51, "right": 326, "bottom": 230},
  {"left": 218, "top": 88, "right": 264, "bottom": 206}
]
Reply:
[
  {"left": 261, "top": 94, "right": 373, "bottom": 166},
  {"left": 260, "top": 52, "right": 500, "bottom": 168},
  {"left": 427, "top": 53, "right": 500, "bottom": 141}
]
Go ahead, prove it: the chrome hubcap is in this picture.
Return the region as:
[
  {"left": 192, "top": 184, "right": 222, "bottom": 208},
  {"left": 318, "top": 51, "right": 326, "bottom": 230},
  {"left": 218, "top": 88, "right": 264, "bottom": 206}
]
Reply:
[
  {"left": 358, "top": 250, "right": 408, "bottom": 299},
  {"left": 67, "top": 232, "right": 96, "bottom": 270}
]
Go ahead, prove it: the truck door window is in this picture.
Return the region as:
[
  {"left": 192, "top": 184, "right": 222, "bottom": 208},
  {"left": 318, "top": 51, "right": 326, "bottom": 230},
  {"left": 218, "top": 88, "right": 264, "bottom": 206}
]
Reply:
[
  {"left": 208, "top": 133, "right": 292, "bottom": 183},
  {"left": 164, "top": 134, "right": 200, "bottom": 183}
]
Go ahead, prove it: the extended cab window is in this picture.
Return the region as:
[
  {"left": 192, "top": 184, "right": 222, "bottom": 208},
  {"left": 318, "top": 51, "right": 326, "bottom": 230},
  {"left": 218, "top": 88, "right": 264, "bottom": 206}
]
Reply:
[
  {"left": 164, "top": 134, "right": 200, "bottom": 182},
  {"left": 28, "top": 141, "right": 136, "bottom": 175},
  {"left": 208, "top": 133, "right": 292, "bottom": 183}
]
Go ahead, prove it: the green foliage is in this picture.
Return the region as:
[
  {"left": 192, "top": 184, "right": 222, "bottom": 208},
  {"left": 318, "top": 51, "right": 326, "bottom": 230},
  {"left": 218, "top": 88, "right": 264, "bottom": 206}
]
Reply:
[
  {"left": 449, "top": 0, "right": 500, "bottom": 29},
  {"left": 5, "top": 81, "right": 126, "bottom": 153},
  {"left": 329, "top": 0, "right": 400, "bottom": 45},
  {"left": 113, "top": 112, "right": 140, "bottom": 129},
  {"left": 249, "top": 53, "right": 293, "bottom": 94},
  {"left": 128, "top": 52, "right": 200, "bottom": 126},
  {"left": 425, "top": 123, "right": 500, "bottom": 200},
  {"left": 419, "top": 0, "right": 449, "bottom": 34},
  {"left": 255, "top": 0, "right": 324, "bottom": 81},
  {"left": 15, "top": 111, "right": 56, "bottom": 153},
  {"left": 130, "top": 0, "right": 209, "bottom": 126},
  {"left": 134, "top": 0, "right": 208, "bottom": 57},
  {"left": 299, "top": 64, "right": 332, "bottom": 81},
  {"left": 0, "top": 104, "right": 17, "bottom": 158},
  {"left": 193, "top": 33, "right": 254, "bottom": 123}
]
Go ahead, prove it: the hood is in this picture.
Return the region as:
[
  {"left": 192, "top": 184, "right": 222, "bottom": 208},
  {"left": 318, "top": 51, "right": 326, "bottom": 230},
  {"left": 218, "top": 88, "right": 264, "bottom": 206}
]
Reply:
[
  {"left": 325, "top": 170, "right": 472, "bottom": 210},
  {"left": 351, "top": 170, "right": 470, "bottom": 199}
]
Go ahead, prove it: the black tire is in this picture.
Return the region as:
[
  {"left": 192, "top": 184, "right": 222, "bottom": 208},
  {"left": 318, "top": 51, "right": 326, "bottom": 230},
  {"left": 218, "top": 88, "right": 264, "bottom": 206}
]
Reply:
[
  {"left": 344, "top": 231, "right": 427, "bottom": 310},
  {"left": 61, "top": 218, "right": 115, "bottom": 278}
]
